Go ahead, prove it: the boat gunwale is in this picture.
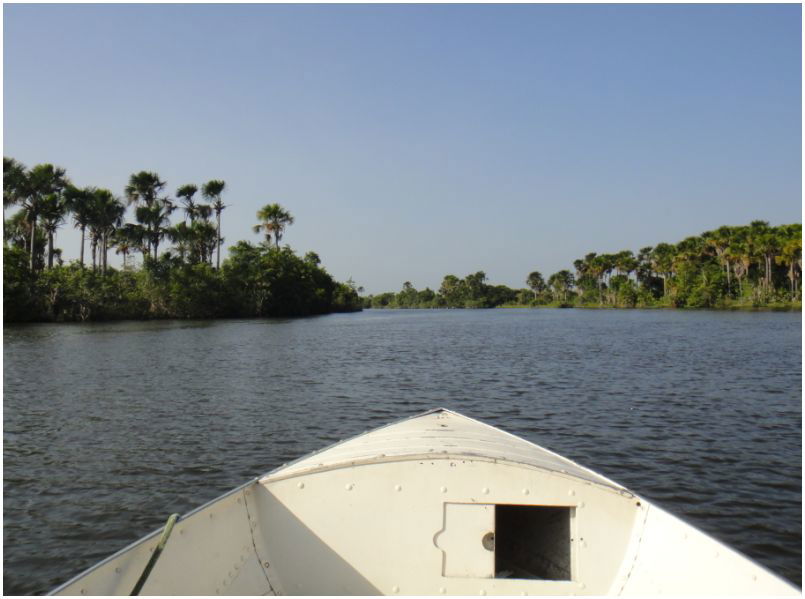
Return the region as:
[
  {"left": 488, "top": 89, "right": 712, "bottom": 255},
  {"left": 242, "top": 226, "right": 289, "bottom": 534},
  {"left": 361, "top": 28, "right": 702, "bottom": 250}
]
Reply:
[{"left": 47, "top": 477, "right": 260, "bottom": 596}]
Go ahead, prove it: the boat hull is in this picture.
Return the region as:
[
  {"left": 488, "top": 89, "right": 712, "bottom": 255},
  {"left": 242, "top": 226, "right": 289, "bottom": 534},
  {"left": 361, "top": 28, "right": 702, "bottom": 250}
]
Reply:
[{"left": 50, "top": 409, "right": 799, "bottom": 596}]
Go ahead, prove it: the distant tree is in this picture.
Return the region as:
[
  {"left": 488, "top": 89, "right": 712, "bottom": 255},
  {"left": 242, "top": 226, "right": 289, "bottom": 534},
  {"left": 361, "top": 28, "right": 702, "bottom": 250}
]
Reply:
[
  {"left": 39, "top": 193, "right": 68, "bottom": 269},
  {"left": 125, "top": 171, "right": 167, "bottom": 259},
  {"left": 253, "top": 203, "right": 294, "bottom": 247},
  {"left": 202, "top": 180, "right": 226, "bottom": 269},
  {"left": 526, "top": 271, "right": 546, "bottom": 300},
  {"left": 176, "top": 184, "right": 199, "bottom": 222},
  {"left": 548, "top": 270, "right": 575, "bottom": 302},
  {"left": 19, "top": 164, "right": 69, "bottom": 269}
]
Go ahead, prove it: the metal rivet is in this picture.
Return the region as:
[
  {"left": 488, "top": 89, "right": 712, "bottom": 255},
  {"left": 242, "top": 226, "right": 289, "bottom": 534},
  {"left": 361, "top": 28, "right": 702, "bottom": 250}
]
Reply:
[
  {"left": 578, "top": 501, "right": 585, "bottom": 508},
  {"left": 237, "top": 498, "right": 242, "bottom": 504},
  {"left": 568, "top": 490, "right": 576, "bottom": 496},
  {"left": 209, "top": 513, "right": 214, "bottom": 519},
  {"left": 392, "top": 586, "right": 400, "bottom": 593},
  {"left": 115, "top": 567, "right": 121, "bottom": 574},
  {"left": 482, "top": 487, "right": 490, "bottom": 495},
  {"left": 298, "top": 482, "right": 305, "bottom": 489},
  {"left": 439, "top": 588, "right": 446, "bottom": 594},
  {"left": 264, "top": 561, "right": 270, "bottom": 568},
  {"left": 480, "top": 590, "right": 487, "bottom": 596},
  {"left": 522, "top": 488, "right": 530, "bottom": 495},
  {"left": 346, "top": 483, "right": 354, "bottom": 490},
  {"left": 80, "top": 590, "right": 87, "bottom": 596},
  {"left": 578, "top": 582, "right": 586, "bottom": 589},
  {"left": 440, "top": 486, "right": 447, "bottom": 493}
]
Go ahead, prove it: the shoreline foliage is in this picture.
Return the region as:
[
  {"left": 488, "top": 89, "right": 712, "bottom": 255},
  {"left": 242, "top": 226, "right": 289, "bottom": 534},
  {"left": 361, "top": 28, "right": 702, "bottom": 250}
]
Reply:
[
  {"left": 364, "top": 222, "right": 802, "bottom": 310},
  {"left": 3, "top": 157, "right": 362, "bottom": 322}
]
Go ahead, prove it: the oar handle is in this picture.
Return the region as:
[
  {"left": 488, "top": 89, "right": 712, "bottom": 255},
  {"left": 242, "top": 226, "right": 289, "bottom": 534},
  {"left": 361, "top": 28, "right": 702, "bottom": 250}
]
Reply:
[{"left": 130, "top": 513, "right": 180, "bottom": 596}]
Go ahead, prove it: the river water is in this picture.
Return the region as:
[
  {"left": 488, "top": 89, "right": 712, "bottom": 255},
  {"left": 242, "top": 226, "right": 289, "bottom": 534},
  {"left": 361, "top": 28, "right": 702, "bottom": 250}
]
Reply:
[{"left": 3, "top": 309, "right": 801, "bottom": 594}]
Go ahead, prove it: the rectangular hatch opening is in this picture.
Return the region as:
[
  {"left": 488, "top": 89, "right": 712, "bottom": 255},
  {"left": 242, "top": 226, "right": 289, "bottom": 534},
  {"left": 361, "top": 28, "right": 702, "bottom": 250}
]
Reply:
[{"left": 494, "top": 505, "right": 572, "bottom": 580}]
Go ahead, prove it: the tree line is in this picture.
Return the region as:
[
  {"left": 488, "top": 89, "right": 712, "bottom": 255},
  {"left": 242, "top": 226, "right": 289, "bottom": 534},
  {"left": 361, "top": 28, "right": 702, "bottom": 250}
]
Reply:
[
  {"left": 364, "top": 221, "right": 801, "bottom": 310},
  {"left": 3, "top": 157, "right": 362, "bottom": 322}
]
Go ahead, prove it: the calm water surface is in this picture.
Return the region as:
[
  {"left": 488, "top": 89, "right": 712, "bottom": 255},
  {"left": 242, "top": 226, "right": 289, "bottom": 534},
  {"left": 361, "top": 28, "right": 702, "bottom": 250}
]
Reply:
[{"left": 4, "top": 309, "right": 802, "bottom": 594}]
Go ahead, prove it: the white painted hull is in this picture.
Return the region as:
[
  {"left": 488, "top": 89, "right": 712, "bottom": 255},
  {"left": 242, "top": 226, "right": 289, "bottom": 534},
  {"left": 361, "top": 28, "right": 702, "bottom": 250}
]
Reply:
[{"left": 51, "top": 409, "right": 798, "bottom": 595}]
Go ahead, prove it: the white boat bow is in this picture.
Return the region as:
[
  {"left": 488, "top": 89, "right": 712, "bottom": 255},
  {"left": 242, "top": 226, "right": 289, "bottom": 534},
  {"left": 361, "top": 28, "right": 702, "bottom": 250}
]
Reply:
[{"left": 50, "top": 408, "right": 799, "bottom": 595}]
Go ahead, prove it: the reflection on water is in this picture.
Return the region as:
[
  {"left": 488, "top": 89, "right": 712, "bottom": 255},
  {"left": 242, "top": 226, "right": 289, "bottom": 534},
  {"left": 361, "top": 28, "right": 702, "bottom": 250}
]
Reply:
[{"left": 3, "top": 310, "right": 802, "bottom": 593}]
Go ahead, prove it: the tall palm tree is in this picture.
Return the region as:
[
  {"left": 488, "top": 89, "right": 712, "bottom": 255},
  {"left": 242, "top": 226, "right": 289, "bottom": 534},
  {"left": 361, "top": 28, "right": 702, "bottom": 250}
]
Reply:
[
  {"left": 167, "top": 222, "right": 193, "bottom": 263},
  {"left": 135, "top": 199, "right": 174, "bottom": 261},
  {"left": 704, "top": 226, "right": 733, "bottom": 295},
  {"left": 176, "top": 184, "right": 199, "bottom": 222},
  {"left": 92, "top": 189, "right": 125, "bottom": 274},
  {"left": 253, "top": 203, "right": 294, "bottom": 248},
  {"left": 201, "top": 180, "right": 226, "bottom": 269},
  {"left": 126, "top": 171, "right": 166, "bottom": 258},
  {"left": 20, "top": 164, "right": 68, "bottom": 269},
  {"left": 775, "top": 224, "right": 802, "bottom": 299},
  {"left": 749, "top": 221, "right": 778, "bottom": 297},
  {"left": 64, "top": 185, "right": 96, "bottom": 268},
  {"left": 650, "top": 243, "right": 676, "bottom": 298},
  {"left": 39, "top": 193, "right": 68, "bottom": 269},
  {"left": 118, "top": 223, "right": 148, "bottom": 266}
]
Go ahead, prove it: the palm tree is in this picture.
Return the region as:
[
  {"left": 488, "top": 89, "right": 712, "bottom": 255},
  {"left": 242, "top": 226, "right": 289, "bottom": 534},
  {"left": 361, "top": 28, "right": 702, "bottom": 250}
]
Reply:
[
  {"left": 176, "top": 184, "right": 199, "bottom": 222},
  {"left": 614, "top": 250, "right": 638, "bottom": 286},
  {"left": 111, "top": 228, "right": 133, "bottom": 270},
  {"left": 526, "top": 271, "right": 545, "bottom": 300},
  {"left": 775, "top": 224, "right": 802, "bottom": 299},
  {"left": 191, "top": 220, "right": 218, "bottom": 265},
  {"left": 749, "top": 221, "right": 778, "bottom": 298},
  {"left": 650, "top": 243, "right": 676, "bottom": 298},
  {"left": 704, "top": 226, "right": 733, "bottom": 295},
  {"left": 64, "top": 185, "right": 96, "bottom": 267},
  {"left": 92, "top": 189, "right": 125, "bottom": 274},
  {"left": 3, "top": 157, "right": 27, "bottom": 230},
  {"left": 201, "top": 180, "right": 226, "bottom": 269},
  {"left": 19, "top": 164, "right": 68, "bottom": 269},
  {"left": 548, "top": 270, "right": 574, "bottom": 302},
  {"left": 135, "top": 199, "right": 174, "bottom": 261},
  {"left": 167, "top": 222, "right": 193, "bottom": 263},
  {"left": 118, "top": 223, "right": 148, "bottom": 266},
  {"left": 39, "top": 193, "right": 68, "bottom": 269},
  {"left": 253, "top": 203, "right": 294, "bottom": 248},
  {"left": 125, "top": 171, "right": 166, "bottom": 258}
]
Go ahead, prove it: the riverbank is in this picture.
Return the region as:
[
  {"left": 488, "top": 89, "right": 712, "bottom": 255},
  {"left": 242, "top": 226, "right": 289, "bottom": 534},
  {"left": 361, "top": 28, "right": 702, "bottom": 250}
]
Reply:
[
  {"left": 3, "top": 244, "right": 362, "bottom": 323},
  {"left": 495, "top": 302, "right": 802, "bottom": 311}
]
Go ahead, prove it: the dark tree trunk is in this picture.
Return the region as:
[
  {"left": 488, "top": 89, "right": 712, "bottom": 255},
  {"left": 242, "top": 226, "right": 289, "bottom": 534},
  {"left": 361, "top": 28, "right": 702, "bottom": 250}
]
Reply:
[
  {"left": 79, "top": 225, "right": 85, "bottom": 267},
  {"left": 29, "top": 213, "right": 37, "bottom": 270},
  {"left": 216, "top": 212, "right": 221, "bottom": 269},
  {"left": 47, "top": 231, "right": 54, "bottom": 269}
]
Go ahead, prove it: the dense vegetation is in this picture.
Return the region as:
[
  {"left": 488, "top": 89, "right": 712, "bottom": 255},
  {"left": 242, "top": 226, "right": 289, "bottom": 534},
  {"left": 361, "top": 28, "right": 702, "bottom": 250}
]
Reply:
[
  {"left": 3, "top": 157, "right": 362, "bottom": 322},
  {"left": 365, "top": 222, "right": 802, "bottom": 310}
]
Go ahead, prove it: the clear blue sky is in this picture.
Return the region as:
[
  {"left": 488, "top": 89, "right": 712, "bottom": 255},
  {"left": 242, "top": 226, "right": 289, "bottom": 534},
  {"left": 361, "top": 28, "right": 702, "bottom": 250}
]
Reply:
[{"left": 4, "top": 4, "right": 801, "bottom": 294}]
